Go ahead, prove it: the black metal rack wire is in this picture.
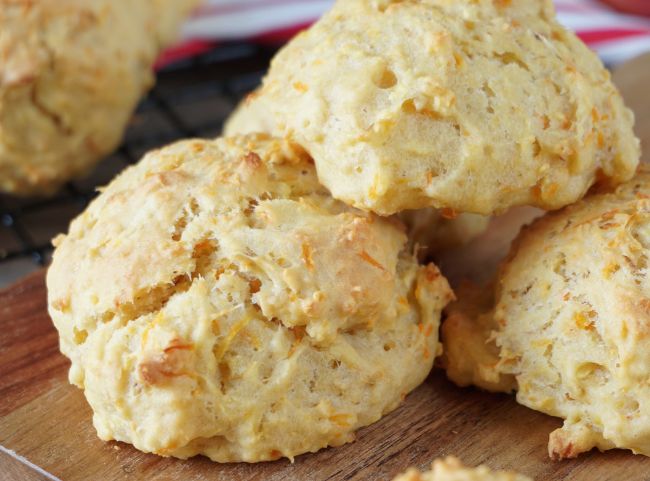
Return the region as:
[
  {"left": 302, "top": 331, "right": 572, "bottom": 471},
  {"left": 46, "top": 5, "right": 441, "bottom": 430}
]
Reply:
[{"left": 0, "top": 42, "right": 278, "bottom": 286}]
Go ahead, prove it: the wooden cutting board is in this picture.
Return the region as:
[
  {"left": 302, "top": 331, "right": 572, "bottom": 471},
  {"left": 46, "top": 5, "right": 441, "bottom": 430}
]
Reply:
[{"left": 1, "top": 54, "right": 650, "bottom": 481}]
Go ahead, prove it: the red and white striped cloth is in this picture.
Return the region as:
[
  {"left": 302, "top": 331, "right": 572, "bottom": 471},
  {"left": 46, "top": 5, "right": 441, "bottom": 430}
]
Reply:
[
  {"left": 159, "top": 0, "right": 650, "bottom": 67},
  {"left": 555, "top": 0, "right": 650, "bottom": 64}
]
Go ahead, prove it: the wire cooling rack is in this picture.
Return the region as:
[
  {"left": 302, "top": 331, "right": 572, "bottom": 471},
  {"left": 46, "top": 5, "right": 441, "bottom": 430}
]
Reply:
[{"left": 0, "top": 42, "right": 277, "bottom": 287}]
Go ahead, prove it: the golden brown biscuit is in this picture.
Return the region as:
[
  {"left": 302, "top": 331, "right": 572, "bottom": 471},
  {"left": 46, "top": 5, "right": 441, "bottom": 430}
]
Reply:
[
  {"left": 224, "top": 92, "right": 490, "bottom": 257},
  {"left": 254, "top": 0, "right": 639, "bottom": 215},
  {"left": 47, "top": 134, "right": 454, "bottom": 462},
  {"left": 0, "top": 0, "right": 198, "bottom": 195},
  {"left": 443, "top": 165, "right": 650, "bottom": 458},
  {"left": 393, "top": 457, "right": 532, "bottom": 481}
]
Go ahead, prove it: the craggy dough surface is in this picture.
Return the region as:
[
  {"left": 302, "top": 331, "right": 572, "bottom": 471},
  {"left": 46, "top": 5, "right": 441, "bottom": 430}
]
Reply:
[
  {"left": 256, "top": 0, "right": 639, "bottom": 215},
  {"left": 47, "top": 134, "right": 453, "bottom": 462},
  {"left": 224, "top": 91, "right": 490, "bottom": 258},
  {"left": 443, "top": 166, "right": 650, "bottom": 459},
  {"left": 0, "top": 0, "right": 198, "bottom": 195}
]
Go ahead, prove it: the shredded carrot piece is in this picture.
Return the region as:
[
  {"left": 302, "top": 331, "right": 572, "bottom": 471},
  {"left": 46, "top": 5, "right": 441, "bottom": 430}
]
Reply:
[
  {"left": 249, "top": 278, "right": 261, "bottom": 294},
  {"left": 591, "top": 107, "right": 600, "bottom": 122},
  {"left": 287, "top": 326, "right": 306, "bottom": 357},
  {"left": 329, "top": 414, "right": 352, "bottom": 428},
  {"left": 358, "top": 250, "right": 386, "bottom": 271},
  {"left": 213, "top": 317, "right": 250, "bottom": 360},
  {"left": 301, "top": 242, "right": 314, "bottom": 271},
  {"left": 293, "top": 81, "right": 309, "bottom": 93},
  {"left": 163, "top": 339, "right": 193, "bottom": 353},
  {"left": 424, "top": 323, "right": 434, "bottom": 337},
  {"left": 574, "top": 312, "right": 594, "bottom": 331},
  {"left": 601, "top": 209, "right": 619, "bottom": 221},
  {"left": 441, "top": 207, "right": 457, "bottom": 220}
]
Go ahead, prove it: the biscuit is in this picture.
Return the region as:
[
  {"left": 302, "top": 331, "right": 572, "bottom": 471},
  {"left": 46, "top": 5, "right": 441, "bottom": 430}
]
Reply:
[
  {"left": 0, "top": 0, "right": 198, "bottom": 195},
  {"left": 225, "top": 92, "right": 489, "bottom": 257},
  {"left": 400, "top": 208, "right": 489, "bottom": 260},
  {"left": 253, "top": 0, "right": 639, "bottom": 215},
  {"left": 441, "top": 283, "right": 516, "bottom": 393},
  {"left": 47, "top": 134, "right": 454, "bottom": 462},
  {"left": 393, "top": 457, "right": 532, "bottom": 481},
  {"left": 443, "top": 165, "right": 650, "bottom": 458}
]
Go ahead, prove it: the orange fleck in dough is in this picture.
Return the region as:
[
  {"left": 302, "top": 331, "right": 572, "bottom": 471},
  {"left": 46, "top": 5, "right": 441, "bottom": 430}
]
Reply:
[
  {"left": 292, "top": 81, "right": 309, "bottom": 93},
  {"left": 357, "top": 250, "right": 386, "bottom": 271}
]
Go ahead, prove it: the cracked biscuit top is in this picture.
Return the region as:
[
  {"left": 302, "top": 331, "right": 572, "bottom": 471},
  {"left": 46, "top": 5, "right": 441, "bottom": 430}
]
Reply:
[
  {"left": 254, "top": 0, "right": 639, "bottom": 215},
  {"left": 224, "top": 90, "right": 490, "bottom": 259},
  {"left": 442, "top": 165, "right": 650, "bottom": 459},
  {"left": 46, "top": 133, "right": 454, "bottom": 462},
  {"left": 0, "top": 0, "right": 198, "bottom": 195}
]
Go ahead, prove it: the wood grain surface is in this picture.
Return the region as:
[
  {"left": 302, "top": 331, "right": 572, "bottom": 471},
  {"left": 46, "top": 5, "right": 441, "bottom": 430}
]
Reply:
[{"left": 1, "top": 54, "right": 650, "bottom": 481}]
